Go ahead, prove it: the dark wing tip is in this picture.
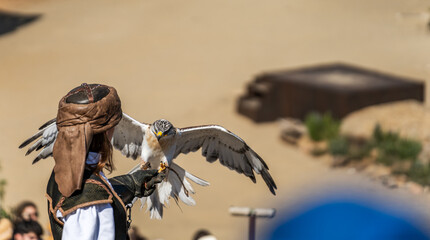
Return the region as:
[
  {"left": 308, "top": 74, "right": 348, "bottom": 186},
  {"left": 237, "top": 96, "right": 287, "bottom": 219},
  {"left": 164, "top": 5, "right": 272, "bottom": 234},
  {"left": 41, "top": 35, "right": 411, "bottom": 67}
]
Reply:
[
  {"left": 39, "top": 118, "right": 56, "bottom": 130},
  {"left": 270, "top": 187, "right": 276, "bottom": 196},
  {"left": 19, "top": 129, "right": 44, "bottom": 149},
  {"left": 261, "top": 169, "right": 277, "bottom": 195},
  {"left": 35, "top": 144, "right": 44, "bottom": 151},
  {"left": 19, "top": 138, "right": 34, "bottom": 149},
  {"left": 32, "top": 158, "right": 40, "bottom": 165},
  {"left": 249, "top": 174, "right": 256, "bottom": 183},
  {"left": 32, "top": 152, "right": 52, "bottom": 164},
  {"left": 20, "top": 118, "right": 56, "bottom": 149}
]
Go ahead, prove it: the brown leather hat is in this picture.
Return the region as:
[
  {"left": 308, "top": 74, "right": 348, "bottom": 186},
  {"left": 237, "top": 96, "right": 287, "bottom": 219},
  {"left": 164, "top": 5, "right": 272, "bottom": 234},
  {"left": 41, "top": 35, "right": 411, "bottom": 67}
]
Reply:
[
  {"left": 53, "top": 83, "right": 122, "bottom": 197},
  {"left": 65, "top": 83, "right": 112, "bottom": 104}
]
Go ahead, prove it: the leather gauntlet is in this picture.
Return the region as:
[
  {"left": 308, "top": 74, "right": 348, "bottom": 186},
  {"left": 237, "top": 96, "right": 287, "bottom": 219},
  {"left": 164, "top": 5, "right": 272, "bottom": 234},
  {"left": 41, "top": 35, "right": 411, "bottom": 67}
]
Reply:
[{"left": 109, "top": 170, "right": 165, "bottom": 205}]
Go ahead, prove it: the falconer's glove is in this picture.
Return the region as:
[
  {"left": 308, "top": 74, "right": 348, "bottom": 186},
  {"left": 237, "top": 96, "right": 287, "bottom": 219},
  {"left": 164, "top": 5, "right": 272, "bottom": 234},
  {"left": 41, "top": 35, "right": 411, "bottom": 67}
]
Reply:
[{"left": 109, "top": 170, "right": 166, "bottom": 205}]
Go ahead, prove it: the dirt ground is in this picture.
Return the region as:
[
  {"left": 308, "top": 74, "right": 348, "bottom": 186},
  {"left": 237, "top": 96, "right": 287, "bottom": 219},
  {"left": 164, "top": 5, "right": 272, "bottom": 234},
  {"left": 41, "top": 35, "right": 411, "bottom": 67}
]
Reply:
[{"left": 1, "top": 0, "right": 430, "bottom": 239}]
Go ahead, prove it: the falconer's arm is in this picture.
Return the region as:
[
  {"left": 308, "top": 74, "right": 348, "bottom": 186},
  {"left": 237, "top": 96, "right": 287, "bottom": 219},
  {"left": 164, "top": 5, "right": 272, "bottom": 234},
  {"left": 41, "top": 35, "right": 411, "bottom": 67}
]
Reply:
[{"left": 108, "top": 170, "right": 165, "bottom": 205}]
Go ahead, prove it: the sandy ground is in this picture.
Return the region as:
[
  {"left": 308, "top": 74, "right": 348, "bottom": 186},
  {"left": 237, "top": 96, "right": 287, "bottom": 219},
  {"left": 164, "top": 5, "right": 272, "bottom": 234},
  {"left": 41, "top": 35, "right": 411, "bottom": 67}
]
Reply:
[{"left": 1, "top": 0, "right": 430, "bottom": 239}]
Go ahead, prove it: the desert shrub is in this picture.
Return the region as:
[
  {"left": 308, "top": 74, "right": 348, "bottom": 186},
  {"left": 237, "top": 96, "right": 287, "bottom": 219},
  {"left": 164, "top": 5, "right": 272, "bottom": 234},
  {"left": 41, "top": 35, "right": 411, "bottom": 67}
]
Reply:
[
  {"left": 371, "top": 125, "right": 427, "bottom": 185},
  {"left": 306, "top": 120, "right": 428, "bottom": 186},
  {"left": 372, "top": 124, "right": 421, "bottom": 164},
  {"left": 0, "top": 208, "right": 8, "bottom": 219},
  {"left": 393, "top": 139, "right": 421, "bottom": 160},
  {"left": 372, "top": 124, "right": 385, "bottom": 143},
  {"left": 406, "top": 163, "right": 430, "bottom": 186},
  {"left": 0, "top": 179, "right": 5, "bottom": 202},
  {"left": 328, "top": 137, "right": 372, "bottom": 164},
  {"left": 0, "top": 162, "right": 8, "bottom": 219},
  {"left": 311, "top": 148, "right": 327, "bottom": 156},
  {"left": 328, "top": 137, "right": 349, "bottom": 156},
  {"left": 375, "top": 152, "right": 400, "bottom": 166},
  {"left": 305, "top": 112, "right": 340, "bottom": 142},
  {"left": 348, "top": 140, "right": 372, "bottom": 160}
]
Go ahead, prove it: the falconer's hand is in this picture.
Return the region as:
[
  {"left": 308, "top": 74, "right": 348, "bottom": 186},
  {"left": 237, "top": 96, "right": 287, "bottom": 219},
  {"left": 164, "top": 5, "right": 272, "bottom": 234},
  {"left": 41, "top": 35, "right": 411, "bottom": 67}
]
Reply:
[{"left": 130, "top": 169, "right": 166, "bottom": 197}]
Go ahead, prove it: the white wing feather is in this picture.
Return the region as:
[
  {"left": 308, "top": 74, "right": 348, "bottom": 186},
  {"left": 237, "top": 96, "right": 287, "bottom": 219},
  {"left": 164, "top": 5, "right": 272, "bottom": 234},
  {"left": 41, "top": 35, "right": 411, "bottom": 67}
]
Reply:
[
  {"left": 20, "top": 113, "right": 149, "bottom": 163},
  {"left": 111, "top": 113, "right": 148, "bottom": 160},
  {"left": 19, "top": 119, "right": 57, "bottom": 164}
]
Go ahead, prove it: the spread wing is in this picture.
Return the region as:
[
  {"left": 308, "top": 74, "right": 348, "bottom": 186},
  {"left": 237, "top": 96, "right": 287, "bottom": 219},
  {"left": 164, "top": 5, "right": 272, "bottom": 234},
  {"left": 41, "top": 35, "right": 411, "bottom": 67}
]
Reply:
[
  {"left": 111, "top": 113, "right": 148, "bottom": 160},
  {"left": 19, "top": 113, "right": 149, "bottom": 163},
  {"left": 174, "top": 125, "right": 277, "bottom": 195},
  {"left": 19, "top": 118, "right": 57, "bottom": 164}
]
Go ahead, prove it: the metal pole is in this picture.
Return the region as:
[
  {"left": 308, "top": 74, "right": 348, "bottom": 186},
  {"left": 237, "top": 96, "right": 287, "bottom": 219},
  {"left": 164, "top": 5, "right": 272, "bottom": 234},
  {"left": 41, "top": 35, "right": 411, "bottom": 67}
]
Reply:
[
  {"left": 229, "top": 207, "right": 276, "bottom": 240},
  {"left": 249, "top": 215, "right": 256, "bottom": 240}
]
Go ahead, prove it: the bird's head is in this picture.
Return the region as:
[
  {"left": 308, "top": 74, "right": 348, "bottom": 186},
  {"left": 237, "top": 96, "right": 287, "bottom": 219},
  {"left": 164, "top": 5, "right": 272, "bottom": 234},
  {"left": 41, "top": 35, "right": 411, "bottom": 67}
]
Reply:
[{"left": 151, "top": 119, "right": 176, "bottom": 140}]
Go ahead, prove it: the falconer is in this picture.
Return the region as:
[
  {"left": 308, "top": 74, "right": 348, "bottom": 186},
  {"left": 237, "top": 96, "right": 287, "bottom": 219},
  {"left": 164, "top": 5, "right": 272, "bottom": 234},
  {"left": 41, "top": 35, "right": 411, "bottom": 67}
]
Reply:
[{"left": 27, "top": 84, "right": 165, "bottom": 240}]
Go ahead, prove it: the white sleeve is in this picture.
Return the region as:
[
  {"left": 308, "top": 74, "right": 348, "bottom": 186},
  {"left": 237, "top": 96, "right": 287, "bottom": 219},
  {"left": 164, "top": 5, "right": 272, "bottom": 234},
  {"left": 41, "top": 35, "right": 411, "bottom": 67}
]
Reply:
[{"left": 60, "top": 204, "right": 115, "bottom": 240}]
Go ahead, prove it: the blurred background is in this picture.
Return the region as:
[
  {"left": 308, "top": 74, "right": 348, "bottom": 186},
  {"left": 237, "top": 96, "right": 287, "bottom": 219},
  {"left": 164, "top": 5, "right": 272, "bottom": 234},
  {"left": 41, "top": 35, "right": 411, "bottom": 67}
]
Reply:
[{"left": 1, "top": 0, "right": 430, "bottom": 239}]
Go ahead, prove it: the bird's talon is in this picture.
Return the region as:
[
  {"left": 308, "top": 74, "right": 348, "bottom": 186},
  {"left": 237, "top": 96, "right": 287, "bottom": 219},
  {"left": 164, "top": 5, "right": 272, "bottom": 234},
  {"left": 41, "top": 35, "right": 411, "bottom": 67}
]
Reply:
[
  {"left": 158, "top": 162, "right": 167, "bottom": 173},
  {"left": 141, "top": 162, "right": 151, "bottom": 170}
]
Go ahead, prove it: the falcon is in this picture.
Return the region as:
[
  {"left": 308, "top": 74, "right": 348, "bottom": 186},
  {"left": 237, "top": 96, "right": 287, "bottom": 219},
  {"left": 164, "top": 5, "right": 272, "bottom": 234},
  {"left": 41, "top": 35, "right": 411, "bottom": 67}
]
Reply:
[{"left": 20, "top": 113, "right": 277, "bottom": 219}]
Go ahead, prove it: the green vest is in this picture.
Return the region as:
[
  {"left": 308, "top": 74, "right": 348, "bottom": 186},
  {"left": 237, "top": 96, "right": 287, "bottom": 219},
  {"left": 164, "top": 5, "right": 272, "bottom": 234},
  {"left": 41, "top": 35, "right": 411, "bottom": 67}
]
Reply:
[{"left": 46, "top": 170, "right": 128, "bottom": 240}]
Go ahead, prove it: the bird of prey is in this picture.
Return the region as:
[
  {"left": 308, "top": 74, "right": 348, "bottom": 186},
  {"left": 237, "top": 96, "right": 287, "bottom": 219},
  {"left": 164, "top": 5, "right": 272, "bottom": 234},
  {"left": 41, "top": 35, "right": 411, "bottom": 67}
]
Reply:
[{"left": 20, "top": 113, "right": 277, "bottom": 219}]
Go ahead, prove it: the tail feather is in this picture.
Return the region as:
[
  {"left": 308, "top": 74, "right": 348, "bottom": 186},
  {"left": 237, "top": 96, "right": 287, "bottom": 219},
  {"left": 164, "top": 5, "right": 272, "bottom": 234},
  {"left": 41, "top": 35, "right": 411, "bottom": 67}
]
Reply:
[
  {"left": 142, "top": 190, "right": 163, "bottom": 220},
  {"left": 185, "top": 171, "right": 210, "bottom": 186},
  {"left": 136, "top": 162, "right": 209, "bottom": 219}
]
